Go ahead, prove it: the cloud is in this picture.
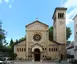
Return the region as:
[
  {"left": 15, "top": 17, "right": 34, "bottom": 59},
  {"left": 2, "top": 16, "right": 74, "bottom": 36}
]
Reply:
[
  {"left": 0, "top": 0, "right": 2, "bottom": 4},
  {"left": 61, "top": 0, "right": 77, "bottom": 25},
  {"left": 66, "top": 8, "right": 77, "bottom": 24},
  {"left": 4, "top": 0, "right": 9, "bottom": 3},
  {"left": 0, "top": 0, "right": 10, "bottom": 3},
  {"left": 63, "top": 0, "right": 77, "bottom": 8},
  {"left": 0, "top": 0, "right": 13, "bottom": 8},
  {"left": 9, "top": 4, "right": 12, "bottom": 8}
]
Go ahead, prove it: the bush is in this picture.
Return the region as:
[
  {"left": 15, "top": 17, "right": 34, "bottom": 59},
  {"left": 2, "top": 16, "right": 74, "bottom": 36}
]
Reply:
[{"left": 8, "top": 52, "right": 17, "bottom": 60}]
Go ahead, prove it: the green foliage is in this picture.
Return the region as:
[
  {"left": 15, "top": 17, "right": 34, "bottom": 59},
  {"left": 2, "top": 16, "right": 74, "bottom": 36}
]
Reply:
[
  {"left": 0, "top": 21, "right": 17, "bottom": 59},
  {"left": 49, "top": 26, "right": 53, "bottom": 41},
  {"left": 67, "top": 41, "right": 71, "bottom": 46},
  {"left": 13, "top": 37, "right": 25, "bottom": 45},
  {"left": 49, "top": 26, "right": 72, "bottom": 41},
  {"left": 18, "top": 37, "right": 25, "bottom": 42},
  {"left": 7, "top": 46, "right": 11, "bottom": 49},
  {"left": 8, "top": 52, "right": 17, "bottom": 60},
  {"left": 0, "top": 22, "right": 6, "bottom": 43},
  {"left": 66, "top": 27, "right": 72, "bottom": 40},
  {"left": 14, "top": 39, "right": 19, "bottom": 45},
  {"left": 10, "top": 39, "right": 13, "bottom": 46},
  {"left": 0, "top": 21, "right": 6, "bottom": 52},
  {"left": 6, "top": 37, "right": 26, "bottom": 59},
  {"left": 5, "top": 39, "right": 17, "bottom": 59},
  {"left": 9, "top": 38, "right": 14, "bottom": 52}
]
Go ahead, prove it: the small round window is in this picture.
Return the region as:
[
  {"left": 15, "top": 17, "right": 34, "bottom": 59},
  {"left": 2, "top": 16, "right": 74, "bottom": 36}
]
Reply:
[{"left": 33, "top": 34, "right": 41, "bottom": 41}]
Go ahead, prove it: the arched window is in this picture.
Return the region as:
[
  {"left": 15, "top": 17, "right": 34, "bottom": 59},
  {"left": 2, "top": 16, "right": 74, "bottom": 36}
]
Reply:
[
  {"left": 24, "top": 48, "right": 26, "bottom": 52},
  {"left": 58, "top": 13, "right": 64, "bottom": 18},
  {"left": 17, "top": 48, "right": 19, "bottom": 52},
  {"left": 60, "top": 13, "right": 62, "bottom": 18},
  {"left": 62, "top": 13, "right": 64, "bottom": 18},
  {"left": 43, "top": 48, "right": 44, "bottom": 50},
  {"left": 58, "top": 13, "right": 60, "bottom": 18},
  {"left": 43, "top": 55, "right": 44, "bottom": 57},
  {"left": 22, "top": 48, "right": 23, "bottom": 52},
  {"left": 20, "top": 48, "right": 21, "bottom": 52},
  {"left": 49, "top": 48, "right": 50, "bottom": 51}
]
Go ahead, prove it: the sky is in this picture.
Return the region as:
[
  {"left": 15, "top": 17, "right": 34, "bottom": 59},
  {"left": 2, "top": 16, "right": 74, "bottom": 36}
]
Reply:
[{"left": 0, "top": 0, "right": 76, "bottom": 43}]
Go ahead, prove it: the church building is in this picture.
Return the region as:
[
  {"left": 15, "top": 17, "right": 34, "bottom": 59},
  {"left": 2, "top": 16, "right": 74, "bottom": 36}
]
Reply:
[{"left": 14, "top": 7, "right": 67, "bottom": 61}]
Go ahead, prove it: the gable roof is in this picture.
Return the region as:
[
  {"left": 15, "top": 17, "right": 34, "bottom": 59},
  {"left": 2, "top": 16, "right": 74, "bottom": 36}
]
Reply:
[{"left": 26, "top": 20, "right": 49, "bottom": 27}]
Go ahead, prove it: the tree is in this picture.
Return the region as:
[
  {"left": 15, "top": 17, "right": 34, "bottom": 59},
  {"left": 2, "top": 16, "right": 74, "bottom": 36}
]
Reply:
[
  {"left": 0, "top": 22, "right": 6, "bottom": 43},
  {"left": 49, "top": 26, "right": 72, "bottom": 41},
  {"left": 0, "top": 21, "right": 6, "bottom": 51},
  {"left": 15, "top": 39, "right": 19, "bottom": 44},
  {"left": 13, "top": 37, "right": 25, "bottom": 45},
  {"left": 10, "top": 39, "right": 13, "bottom": 46},
  {"left": 8, "top": 52, "right": 17, "bottom": 60},
  {"left": 66, "top": 27, "right": 72, "bottom": 40},
  {"left": 49, "top": 26, "right": 53, "bottom": 41},
  {"left": 7, "top": 39, "right": 17, "bottom": 59},
  {"left": 18, "top": 37, "right": 25, "bottom": 42},
  {"left": 66, "top": 41, "right": 71, "bottom": 46},
  {"left": 9, "top": 38, "right": 14, "bottom": 53}
]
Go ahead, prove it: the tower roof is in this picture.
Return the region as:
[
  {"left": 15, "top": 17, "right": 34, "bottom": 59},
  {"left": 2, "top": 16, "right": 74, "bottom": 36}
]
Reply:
[{"left": 52, "top": 7, "right": 67, "bottom": 19}]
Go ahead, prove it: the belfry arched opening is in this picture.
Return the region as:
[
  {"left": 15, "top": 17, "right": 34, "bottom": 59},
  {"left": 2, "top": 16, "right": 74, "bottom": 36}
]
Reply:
[{"left": 34, "top": 48, "right": 40, "bottom": 61}]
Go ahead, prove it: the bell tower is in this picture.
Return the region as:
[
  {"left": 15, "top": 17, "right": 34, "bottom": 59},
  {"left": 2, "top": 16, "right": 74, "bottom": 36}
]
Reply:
[{"left": 52, "top": 7, "right": 67, "bottom": 44}]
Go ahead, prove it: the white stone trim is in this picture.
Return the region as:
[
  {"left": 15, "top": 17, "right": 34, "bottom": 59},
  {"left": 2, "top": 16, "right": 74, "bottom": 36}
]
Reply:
[{"left": 32, "top": 45, "right": 42, "bottom": 52}]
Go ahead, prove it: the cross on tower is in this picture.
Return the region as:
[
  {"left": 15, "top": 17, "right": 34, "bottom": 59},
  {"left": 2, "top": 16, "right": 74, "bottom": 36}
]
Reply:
[{"left": 36, "top": 17, "right": 38, "bottom": 20}]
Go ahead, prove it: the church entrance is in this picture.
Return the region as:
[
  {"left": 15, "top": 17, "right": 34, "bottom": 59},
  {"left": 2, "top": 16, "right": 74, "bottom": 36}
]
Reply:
[{"left": 34, "top": 48, "right": 40, "bottom": 61}]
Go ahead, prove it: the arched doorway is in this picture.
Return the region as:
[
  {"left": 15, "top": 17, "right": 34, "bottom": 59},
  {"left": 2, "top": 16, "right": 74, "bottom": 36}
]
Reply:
[{"left": 34, "top": 48, "right": 40, "bottom": 61}]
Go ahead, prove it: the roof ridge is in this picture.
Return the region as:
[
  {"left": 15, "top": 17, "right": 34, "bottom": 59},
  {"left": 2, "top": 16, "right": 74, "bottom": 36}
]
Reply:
[{"left": 26, "top": 20, "right": 49, "bottom": 27}]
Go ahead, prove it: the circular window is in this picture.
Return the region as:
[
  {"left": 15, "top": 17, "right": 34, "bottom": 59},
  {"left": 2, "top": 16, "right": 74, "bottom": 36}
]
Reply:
[{"left": 33, "top": 34, "right": 41, "bottom": 41}]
